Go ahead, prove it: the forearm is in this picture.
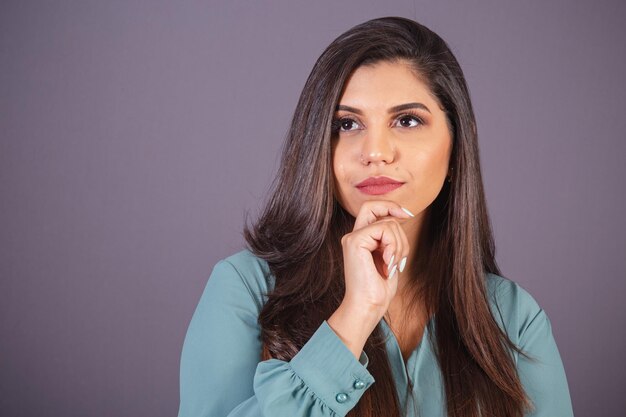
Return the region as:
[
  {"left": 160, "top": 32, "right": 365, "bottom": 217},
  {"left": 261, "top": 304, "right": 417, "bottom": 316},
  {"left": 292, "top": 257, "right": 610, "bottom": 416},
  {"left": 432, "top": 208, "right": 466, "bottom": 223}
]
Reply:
[{"left": 327, "top": 301, "right": 382, "bottom": 359}]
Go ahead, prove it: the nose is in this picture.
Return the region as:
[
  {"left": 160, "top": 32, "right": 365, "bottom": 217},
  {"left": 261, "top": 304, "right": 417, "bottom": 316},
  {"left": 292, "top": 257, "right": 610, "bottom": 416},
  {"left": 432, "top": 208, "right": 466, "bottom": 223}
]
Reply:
[{"left": 360, "top": 127, "right": 395, "bottom": 165}]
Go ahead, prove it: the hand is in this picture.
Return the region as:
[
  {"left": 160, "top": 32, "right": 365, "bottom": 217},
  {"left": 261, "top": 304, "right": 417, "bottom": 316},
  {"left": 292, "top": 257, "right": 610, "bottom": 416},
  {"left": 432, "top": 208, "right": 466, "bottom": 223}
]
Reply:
[
  {"left": 327, "top": 201, "right": 413, "bottom": 359},
  {"left": 340, "top": 200, "right": 413, "bottom": 320}
]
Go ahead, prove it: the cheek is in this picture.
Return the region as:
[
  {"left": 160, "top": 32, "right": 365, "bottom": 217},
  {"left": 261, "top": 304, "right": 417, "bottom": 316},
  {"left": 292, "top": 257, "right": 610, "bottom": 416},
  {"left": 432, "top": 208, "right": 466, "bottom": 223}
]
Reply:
[
  {"left": 334, "top": 161, "right": 348, "bottom": 184},
  {"left": 331, "top": 142, "right": 355, "bottom": 210},
  {"left": 411, "top": 148, "right": 445, "bottom": 175},
  {"left": 332, "top": 142, "right": 350, "bottom": 186},
  {"left": 332, "top": 160, "right": 350, "bottom": 207},
  {"left": 426, "top": 133, "right": 452, "bottom": 172},
  {"left": 331, "top": 146, "right": 342, "bottom": 190},
  {"left": 432, "top": 146, "right": 451, "bottom": 176},
  {"left": 407, "top": 138, "right": 452, "bottom": 188}
]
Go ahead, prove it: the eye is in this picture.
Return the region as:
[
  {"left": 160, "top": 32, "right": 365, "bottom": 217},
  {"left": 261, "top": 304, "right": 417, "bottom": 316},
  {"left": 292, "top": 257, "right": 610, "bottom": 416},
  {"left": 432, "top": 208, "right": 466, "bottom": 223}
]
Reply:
[
  {"left": 331, "top": 117, "right": 362, "bottom": 133},
  {"left": 394, "top": 113, "right": 424, "bottom": 128}
]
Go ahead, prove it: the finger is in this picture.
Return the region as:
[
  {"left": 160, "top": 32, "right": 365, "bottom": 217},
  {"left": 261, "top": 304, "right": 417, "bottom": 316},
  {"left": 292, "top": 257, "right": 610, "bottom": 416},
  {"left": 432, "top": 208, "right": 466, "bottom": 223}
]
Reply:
[
  {"left": 353, "top": 200, "right": 415, "bottom": 231},
  {"left": 355, "top": 221, "right": 398, "bottom": 267},
  {"left": 385, "top": 259, "right": 400, "bottom": 296},
  {"left": 373, "top": 221, "right": 401, "bottom": 278},
  {"left": 382, "top": 220, "right": 403, "bottom": 277},
  {"left": 396, "top": 221, "right": 411, "bottom": 273}
]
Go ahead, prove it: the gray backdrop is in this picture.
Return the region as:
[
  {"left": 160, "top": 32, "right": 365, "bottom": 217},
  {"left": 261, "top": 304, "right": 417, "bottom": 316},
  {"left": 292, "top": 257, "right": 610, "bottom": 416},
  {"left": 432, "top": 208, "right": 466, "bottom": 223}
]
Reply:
[{"left": 1, "top": 1, "right": 624, "bottom": 416}]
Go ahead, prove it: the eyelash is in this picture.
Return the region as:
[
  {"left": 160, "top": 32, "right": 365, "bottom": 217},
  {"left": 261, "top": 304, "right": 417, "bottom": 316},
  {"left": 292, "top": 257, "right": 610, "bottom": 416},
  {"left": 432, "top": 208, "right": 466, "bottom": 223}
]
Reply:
[{"left": 330, "top": 111, "right": 425, "bottom": 134}]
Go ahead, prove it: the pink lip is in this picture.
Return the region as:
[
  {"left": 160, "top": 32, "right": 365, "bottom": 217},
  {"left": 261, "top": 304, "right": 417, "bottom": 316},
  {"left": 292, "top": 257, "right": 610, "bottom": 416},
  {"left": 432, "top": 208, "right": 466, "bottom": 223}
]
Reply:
[{"left": 356, "top": 176, "right": 404, "bottom": 195}]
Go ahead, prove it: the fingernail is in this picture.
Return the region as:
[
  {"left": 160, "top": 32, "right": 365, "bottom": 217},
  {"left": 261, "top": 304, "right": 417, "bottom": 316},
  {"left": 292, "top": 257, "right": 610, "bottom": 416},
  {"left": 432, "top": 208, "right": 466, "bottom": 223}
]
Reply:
[
  {"left": 399, "top": 256, "right": 407, "bottom": 273},
  {"left": 401, "top": 207, "right": 415, "bottom": 217},
  {"left": 389, "top": 254, "right": 395, "bottom": 267},
  {"left": 389, "top": 264, "right": 397, "bottom": 278}
]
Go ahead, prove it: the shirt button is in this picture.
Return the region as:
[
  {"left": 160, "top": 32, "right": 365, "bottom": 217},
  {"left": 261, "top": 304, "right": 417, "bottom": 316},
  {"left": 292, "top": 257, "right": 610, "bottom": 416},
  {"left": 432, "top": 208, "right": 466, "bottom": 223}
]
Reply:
[
  {"left": 353, "top": 380, "right": 366, "bottom": 389},
  {"left": 335, "top": 393, "right": 349, "bottom": 403}
]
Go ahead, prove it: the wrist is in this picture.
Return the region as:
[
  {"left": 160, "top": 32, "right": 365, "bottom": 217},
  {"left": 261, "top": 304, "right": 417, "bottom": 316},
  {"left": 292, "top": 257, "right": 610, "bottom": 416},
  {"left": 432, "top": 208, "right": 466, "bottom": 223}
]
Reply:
[{"left": 327, "top": 301, "right": 382, "bottom": 359}]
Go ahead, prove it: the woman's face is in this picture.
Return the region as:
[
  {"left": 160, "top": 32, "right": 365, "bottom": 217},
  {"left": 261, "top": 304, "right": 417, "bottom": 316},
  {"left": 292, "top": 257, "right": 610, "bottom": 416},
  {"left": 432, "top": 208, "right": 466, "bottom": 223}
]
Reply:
[{"left": 331, "top": 60, "right": 453, "bottom": 221}]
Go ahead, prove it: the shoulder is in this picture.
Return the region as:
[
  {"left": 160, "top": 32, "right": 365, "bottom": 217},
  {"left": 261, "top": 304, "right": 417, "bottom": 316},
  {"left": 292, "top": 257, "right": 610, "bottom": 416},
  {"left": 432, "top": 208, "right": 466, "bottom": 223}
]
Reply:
[
  {"left": 484, "top": 272, "right": 542, "bottom": 316},
  {"left": 207, "top": 249, "right": 274, "bottom": 311},
  {"left": 484, "top": 273, "right": 545, "bottom": 344},
  {"left": 483, "top": 276, "right": 573, "bottom": 413}
]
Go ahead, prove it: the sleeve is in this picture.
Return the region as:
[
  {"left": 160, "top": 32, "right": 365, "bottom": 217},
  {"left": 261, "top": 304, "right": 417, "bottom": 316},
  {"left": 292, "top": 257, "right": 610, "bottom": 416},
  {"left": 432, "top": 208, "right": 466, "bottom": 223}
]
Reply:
[
  {"left": 178, "top": 259, "right": 375, "bottom": 417},
  {"left": 516, "top": 302, "right": 574, "bottom": 416}
]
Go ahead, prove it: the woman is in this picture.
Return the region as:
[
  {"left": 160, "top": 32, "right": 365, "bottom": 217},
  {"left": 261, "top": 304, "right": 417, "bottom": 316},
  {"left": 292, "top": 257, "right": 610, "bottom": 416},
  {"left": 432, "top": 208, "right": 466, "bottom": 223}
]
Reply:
[{"left": 178, "top": 17, "right": 574, "bottom": 417}]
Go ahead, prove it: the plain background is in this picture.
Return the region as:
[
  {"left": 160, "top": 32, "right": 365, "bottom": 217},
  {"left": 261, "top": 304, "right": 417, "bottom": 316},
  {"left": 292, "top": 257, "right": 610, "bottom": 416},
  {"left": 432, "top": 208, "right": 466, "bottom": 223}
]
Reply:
[{"left": 1, "top": 1, "right": 625, "bottom": 416}]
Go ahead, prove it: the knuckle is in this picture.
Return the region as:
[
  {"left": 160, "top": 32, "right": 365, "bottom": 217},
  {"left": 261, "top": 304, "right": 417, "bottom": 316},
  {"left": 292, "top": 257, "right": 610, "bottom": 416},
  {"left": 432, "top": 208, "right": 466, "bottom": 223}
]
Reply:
[
  {"left": 341, "top": 233, "right": 353, "bottom": 246},
  {"left": 358, "top": 200, "right": 373, "bottom": 211}
]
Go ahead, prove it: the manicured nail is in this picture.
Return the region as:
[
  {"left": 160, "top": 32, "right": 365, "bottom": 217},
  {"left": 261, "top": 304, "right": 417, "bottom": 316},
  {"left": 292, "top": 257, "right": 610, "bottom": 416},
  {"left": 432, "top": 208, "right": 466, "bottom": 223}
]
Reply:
[
  {"left": 399, "top": 256, "right": 407, "bottom": 273},
  {"left": 389, "top": 264, "right": 397, "bottom": 278},
  {"left": 389, "top": 254, "right": 395, "bottom": 267},
  {"left": 401, "top": 207, "right": 415, "bottom": 217}
]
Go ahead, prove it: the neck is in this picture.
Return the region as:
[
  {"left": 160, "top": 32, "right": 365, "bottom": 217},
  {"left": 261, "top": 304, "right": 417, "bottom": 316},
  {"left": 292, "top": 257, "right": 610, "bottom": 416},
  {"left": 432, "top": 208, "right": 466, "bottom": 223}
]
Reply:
[{"left": 395, "top": 207, "right": 431, "bottom": 299}]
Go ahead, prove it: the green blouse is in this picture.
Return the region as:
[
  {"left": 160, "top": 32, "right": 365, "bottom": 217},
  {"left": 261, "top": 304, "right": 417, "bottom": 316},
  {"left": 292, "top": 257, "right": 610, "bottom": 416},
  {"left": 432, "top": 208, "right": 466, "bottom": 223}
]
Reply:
[{"left": 178, "top": 250, "right": 574, "bottom": 416}]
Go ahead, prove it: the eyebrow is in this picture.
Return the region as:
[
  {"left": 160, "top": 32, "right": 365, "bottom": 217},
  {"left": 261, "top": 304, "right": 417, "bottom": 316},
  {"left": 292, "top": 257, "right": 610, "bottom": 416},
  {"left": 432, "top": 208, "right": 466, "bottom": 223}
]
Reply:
[{"left": 335, "top": 102, "right": 432, "bottom": 115}]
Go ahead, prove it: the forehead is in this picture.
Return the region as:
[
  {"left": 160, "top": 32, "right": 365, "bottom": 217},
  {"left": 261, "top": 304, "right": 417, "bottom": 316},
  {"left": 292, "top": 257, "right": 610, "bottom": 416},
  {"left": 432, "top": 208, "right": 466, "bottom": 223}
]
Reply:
[{"left": 338, "top": 60, "right": 438, "bottom": 110}]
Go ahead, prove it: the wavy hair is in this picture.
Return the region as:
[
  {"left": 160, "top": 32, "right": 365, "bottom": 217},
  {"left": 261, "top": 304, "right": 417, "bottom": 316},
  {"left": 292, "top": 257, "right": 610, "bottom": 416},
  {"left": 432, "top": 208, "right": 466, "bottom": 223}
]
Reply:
[{"left": 244, "top": 16, "right": 533, "bottom": 417}]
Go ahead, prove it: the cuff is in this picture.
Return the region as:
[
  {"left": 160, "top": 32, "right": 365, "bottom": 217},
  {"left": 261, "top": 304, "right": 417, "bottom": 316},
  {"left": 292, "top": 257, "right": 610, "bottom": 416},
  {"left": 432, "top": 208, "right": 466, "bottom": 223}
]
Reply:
[{"left": 289, "top": 320, "right": 375, "bottom": 416}]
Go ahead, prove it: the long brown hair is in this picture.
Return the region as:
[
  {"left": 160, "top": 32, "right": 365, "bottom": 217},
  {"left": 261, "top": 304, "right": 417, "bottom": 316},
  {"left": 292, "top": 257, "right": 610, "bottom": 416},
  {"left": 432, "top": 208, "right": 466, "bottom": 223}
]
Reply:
[{"left": 244, "top": 16, "right": 533, "bottom": 417}]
